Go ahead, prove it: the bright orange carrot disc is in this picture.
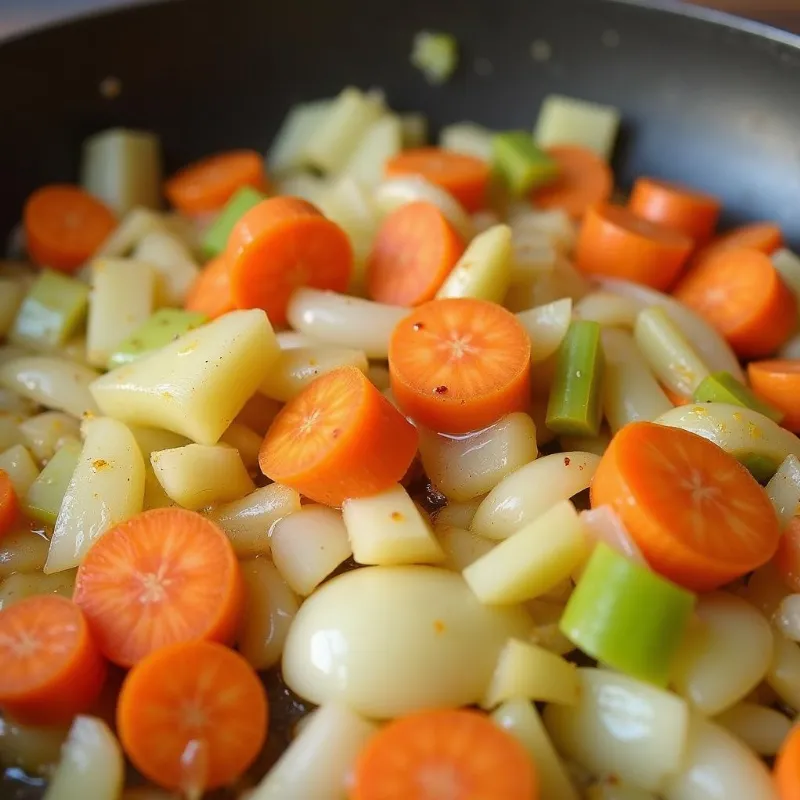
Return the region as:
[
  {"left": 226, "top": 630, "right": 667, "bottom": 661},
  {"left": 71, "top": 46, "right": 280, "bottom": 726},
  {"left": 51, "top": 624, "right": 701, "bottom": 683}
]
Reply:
[
  {"left": 184, "top": 255, "right": 236, "bottom": 320},
  {"left": 0, "top": 470, "right": 19, "bottom": 539},
  {"left": 748, "top": 360, "right": 800, "bottom": 432}
]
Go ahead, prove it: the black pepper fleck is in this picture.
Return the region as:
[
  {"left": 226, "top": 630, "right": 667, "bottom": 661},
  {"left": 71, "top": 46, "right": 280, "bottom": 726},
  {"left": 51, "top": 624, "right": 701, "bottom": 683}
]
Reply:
[{"left": 434, "top": 385, "right": 448, "bottom": 394}]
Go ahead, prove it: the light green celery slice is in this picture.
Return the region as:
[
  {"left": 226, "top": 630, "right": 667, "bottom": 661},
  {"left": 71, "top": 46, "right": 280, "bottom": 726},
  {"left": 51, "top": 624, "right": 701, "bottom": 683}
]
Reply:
[
  {"left": 24, "top": 441, "right": 82, "bottom": 525},
  {"left": 202, "top": 186, "right": 266, "bottom": 257},
  {"left": 493, "top": 131, "right": 559, "bottom": 195},
  {"left": 693, "top": 371, "right": 783, "bottom": 424}
]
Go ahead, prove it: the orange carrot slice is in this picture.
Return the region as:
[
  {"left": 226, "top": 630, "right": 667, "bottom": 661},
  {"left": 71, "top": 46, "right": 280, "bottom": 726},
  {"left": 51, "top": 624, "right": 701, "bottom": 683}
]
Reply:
[
  {"left": 674, "top": 248, "right": 797, "bottom": 358},
  {"left": 164, "top": 150, "right": 267, "bottom": 215},
  {"left": 695, "top": 221, "right": 783, "bottom": 263},
  {"left": 385, "top": 148, "right": 490, "bottom": 212},
  {"left": 0, "top": 595, "right": 106, "bottom": 726},
  {"left": 352, "top": 708, "right": 538, "bottom": 800},
  {"left": 748, "top": 360, "right": 800, "bottom": 432},
  {"left": 388, "top": 297, "right": 531, "bottom": 434},
  {"left": 575, "top": 203, "right": 693, "bottom": 290},
  {"left": 117, "top": 640, "right": 267, "bottom": 793},
  {"left": 73, "top": 508, "right": 243, "bottom": 667},
  {"left": 628, "top": 177, "right": 721, "bottom": 243},
  {"left": 0, "top": 470, "right": 19, "bottom": 539},
  {"left": 531, "top": 145, "right": 613, "bottom": 220},
  {"left": 773, "top": 516, "right": 800, "bottom": 593},
  {"left": 775, "top": 718, "right": 800, "bottom": 800},
  {"left": 24, "top": 185, "right": 117, "bottom": 273},
  {"left": 226, "top": 196, "right": 353, "bottom": 326},
  {"left": 366, "top": 201, "right": 465, "bottom": 306},
  {"left": 259, "top": 365, "right": 419, "bottom": 507},
  {"left": 185, "top": 255, "right": 236, "bottom": 320},
  {"left": 661, "top": 384, "right": 691, "bottom": 407},
  {"left": 591, "top": 421, "right": 781, "bottom": 591}
]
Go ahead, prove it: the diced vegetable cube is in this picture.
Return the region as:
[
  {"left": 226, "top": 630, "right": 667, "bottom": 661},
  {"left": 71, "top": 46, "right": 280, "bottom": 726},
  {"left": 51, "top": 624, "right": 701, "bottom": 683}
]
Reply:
[
  {"left": 693, "top": 370, "right": 783, "bottom": 423},
  {"left": 534, "top": 94, "right": 621, "bottom": 161},
  {"left": 440, "top": 122, "right": 495, "bottom": 161},
  {"left": 268, "top": 98, "right": 332, "bottom": 177},
  {"left": 410, "top": 31, "right": 459, "bottom": 84},
  {"left": 202, "top": 186, "right": 267, "bottom": 258},
  {"left": 24, "top": 441, "right": 81, "bottom": 525},
  {"left": 342, "top": 114, "right": 403, "bottom": 188},
  {"left": 0, "top": 279, "right": 26, "bottom": 338},
  {"left": 132, "top": 230, "right": 199, "bottom": 307},
  {"left": 0, "top": 444, "right": 40, "bottom": 496},
  {"left": 493, "top": 131, "right": 559, "bottom": 195}
]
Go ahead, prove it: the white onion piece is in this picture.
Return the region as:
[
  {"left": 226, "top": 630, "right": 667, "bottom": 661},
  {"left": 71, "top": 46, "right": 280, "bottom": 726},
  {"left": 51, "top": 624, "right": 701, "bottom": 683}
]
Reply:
[
  {"left": 714, "top": 702, "right": 792, "bottom": 757},
  {"left": 579, "top": 506, "right": 647, "bottom": 566},
  {"left": 766, "top": 454, "right": 800, "bottom": 528},
  {"left": 776, "top": 595, "right": 800, "bottom": 642}
]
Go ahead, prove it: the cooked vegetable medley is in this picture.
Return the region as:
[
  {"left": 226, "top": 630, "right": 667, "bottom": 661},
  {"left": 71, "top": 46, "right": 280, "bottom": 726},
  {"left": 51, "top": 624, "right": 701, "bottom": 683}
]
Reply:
[{"left": 3, "top": 82, "right": 800, "bottom": 800}]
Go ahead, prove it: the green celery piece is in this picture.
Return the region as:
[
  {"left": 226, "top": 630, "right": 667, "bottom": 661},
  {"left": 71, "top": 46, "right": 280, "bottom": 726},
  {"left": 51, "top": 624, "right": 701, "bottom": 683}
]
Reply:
[
  {"left": 24, "top": 440, "right": 82, "bottom": 525},
  {"left": 107, "top": 308, "right": 208, "bottom": 369},
  {"left": 738, "top": 452, "right": 781, "bottom": 485},
  {"left": 202, "top": 186, "right": 267, "bottom": 257},
  {"left": 492, "top": 131, "right": 559, "bottom": 196},
  {"left": 10, "top": 270, "right": 89, "bottom": 349},
  {"left": 561, "top": 543, "right": 695, "bottom": 686},
  {"left": 693, "top": 371, "right": 783, "bottom": 424},
  {"left": 546, "top": 320, "right": 605, "bottom": 437},
  {"left": 410, "top": 31, "right": 459, "bottom": 85}
]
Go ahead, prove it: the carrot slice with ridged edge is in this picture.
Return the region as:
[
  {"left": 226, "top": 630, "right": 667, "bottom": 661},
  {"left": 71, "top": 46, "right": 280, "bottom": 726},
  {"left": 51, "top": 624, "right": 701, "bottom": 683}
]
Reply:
[
  {"left": 259, "top": 365, "right": 418, "bottom": 507},
  {"left": 73, "top": 508, "right": 243, "bottom": 667},
  {"left": 591, "top": 421, "right": 781, "bottom": 592},
  {"left": 117, "top": 640, "right": 267, "bottom": 793},
  {"left": 0, "top": 470, "right": 19, "bottom": 539},
  {"left": 352, "top": 708, "right": 538, "bottom": 800},
  {"left": 388, "top": 297, "right": 531, "bottom": 435},
  {"left": 0, "top": 595, "right": 107, "bottom": 726}
]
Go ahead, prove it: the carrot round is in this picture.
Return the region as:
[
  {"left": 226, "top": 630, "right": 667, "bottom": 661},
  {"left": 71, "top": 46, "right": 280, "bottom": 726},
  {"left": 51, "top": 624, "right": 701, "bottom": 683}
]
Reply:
[
  {"left": 73, "top": 508, "right": 243, "bottom": 667},
  {"left": 0, "top": 470, "right": 19, "bottom": 539},
  {"left": 388, "top": 297, "right": 531, "bottom": 434},
  {"left": 185, "top": 255, "right": 235, "bottom": 320},
  {"left": 531, "top": 144, "right": 613, "bottom": 220},
  {"left": 591, "top": 421, "right": 781, "bottom": 591},
  {"left": 628, "top": 177, "right": 721, "bottom": 243},
  {"left": 164, "top": 150, "right": 267, "bottom": 215},
  {"left": 0, "top": 595, "right": 107, "bottom": 726},
  {"left": 227, "top": 196, "right": 353, "bottom": 326},
  {"left": 674, "top": 248, "right": 797, "bottom": 358},
  {"left": 775, "top": 718, "right": 800, "bottom": 800},
  {"left": 366, "top": 201, "right": 465, "bottom": 306},
  {"left": 24, "top": 185, "right": 117, "bottom": 272},
  {"left": 384, "top": 147, "right": 490, "bottom": 212},
  {"left": 117, "top": 640, "right": 267, "bottom": 793},
  {"left": 352, "top": 708, "right": 538, "bottom": 800},
  {"left": 259, "top": 365, "right": 419, "bottom": 507},
  {"left": 773, "top": 516, "right": 800, "bottom": 593},
  {"left": 748, "top": 360, "right": 800, "bottom": 432},
  {"left": 695, "top": 221, "right": 784, "bottom": 263}
]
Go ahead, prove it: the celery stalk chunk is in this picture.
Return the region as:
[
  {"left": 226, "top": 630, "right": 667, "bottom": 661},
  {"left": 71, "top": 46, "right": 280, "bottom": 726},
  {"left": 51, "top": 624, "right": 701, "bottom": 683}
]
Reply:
[
  {"left": 546, "top": 320, "right": 605, "bottom": 437},
  {"left": 493, "top": 131, "right": 559, "bottom": 196},
  {"left": 561, "top": 543, "right": 695, "bottom": 686},
  {"left": 534, "top": 95, "right": 621, "bottom": 161},
  {"left": 10, "top": 270, "right": 89, "bottom": 350},
  {"left": 202, "top": 186, "right": 267, "bottom": 257},
  {"left": 24, "top": 441, "right": 82, "bottom": 525},
  {"left": 107, "top": 308, "right": 208, "bottom": 370},
  {"left": 693, "top": 371, "right": 783, "bottom": 424}
]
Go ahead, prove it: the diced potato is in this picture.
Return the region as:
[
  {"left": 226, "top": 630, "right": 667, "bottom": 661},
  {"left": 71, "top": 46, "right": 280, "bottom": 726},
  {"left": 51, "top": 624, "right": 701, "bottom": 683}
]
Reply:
[
  {"left": 0, "top": 717, "right": 69, "bottom": 775},
  {"left": 90, "top": 309, "right": 278, "bottom": 445},
  {"left": 236, "top": 392, "right": 283, "bottom": 437},
  {"left": 238, "top": 557, "right": 300, "bottom": 670},
  {"left": 509, "top": 232, "right": 558, "bottom": 286},
  {"left": 18, "top": 412, "right": 82, "bottom": 465},
  {"left": 342, "top": 484, "right": 444, "bottom": 566},
  {"left": 439, "top": 122, "right": 495, "bottom": 161},
  {"left": 516, "top": 298, "right": 573, "bottom": 363},
  {"left": 43, "top": 716, "right": 124, "bottom": 800},
  {"left": 0, "top": 527, "right": 49, "bottom": 578},
  {"left": 0, "top": 570, "right": 77, "bottom": 611},
  {"left": 128, "top": 425, "right": 188, "bottom": 511},
  {"left": 767, "top": 631, "right": 800, "bottom": 711},
  {"left": 94, "top": 207, "right": 167, "bottom": 258},
  {"left": 270, "top": 506, "right": 352, "bottom": 596},
  {"left": 268, "top": 98, "right": 333, "bottom": 177},
  {"left": 219, "top": 422, "right": 262, "bottom": 471},
  {"left": 714, "top": 702, "right": 792, "bottom": 757},
  {"left": 133, "top": 230, "right": 199, "bottom": 307},
  {"left": 481, "top": 639, "right": 580, "bottom": 709},
  {"left": 24, "top": 441, "right": 82, "bottom": 525},
  {"left": 437, "top": 525, "right": 495, "bottom": 572},
  {"left": 45, "top": 417, "right": 145, "bottom": 573},
  {"left": 534, "top": 95, "right": 620, "bottom": 161},
  {"left": 0, "top": 279, "right": 26, "bottom": 338},
  {"left": 419, "top": 413, "right": 537, "bottom": 501},
  {"left": 0, "top": 444, "right": 40, "bottom": 496},
  {"left": 150, "top": 443, "right": 254, "bottom": 510},
  {"left": 463, "top": 500, "right": 588, "bottom": 604},
  {"left": 341, "top": 113, "right": 402, "bottom": 187},
  {"left": 432, "top": 498, "right": 482, "bottom": 530},
  {"left": 206, "top": 484, "right": 301, "bottom": 557},
  {"left": 508, "top": 206, "right": 577, "bottom": 254},
  {"left": 575, "top": 291, "right": 640, "bottom": 328}
]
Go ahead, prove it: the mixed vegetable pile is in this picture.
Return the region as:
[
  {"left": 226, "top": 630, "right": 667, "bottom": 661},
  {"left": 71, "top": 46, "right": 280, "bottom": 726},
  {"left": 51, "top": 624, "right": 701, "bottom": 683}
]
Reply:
[{"left": 3, "top": 81, "right": 800, "bottom": 800}]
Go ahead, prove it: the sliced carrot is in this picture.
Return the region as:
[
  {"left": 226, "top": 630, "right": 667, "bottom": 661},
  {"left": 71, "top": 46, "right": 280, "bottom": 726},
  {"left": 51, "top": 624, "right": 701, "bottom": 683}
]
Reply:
[
  {"left": 748, "top": 360, "right": 800, "bottom": 432},
  {"left": 661, "top": 384, "right": 691, "bottom": 407},
  {"left": 575, "top": 203, "right": 693, "bottom": 290},
  {"left": 259, "top": 365, "right": 419, "bottom": 507},
  {"left": 184, "top": 255, "right": 235, "bottom": 320},
  {"left": 366, "top": 201, "right": 465, "bottom": 306},
  {"left": 591, "top": 421, "right": 780, "bottom": 591},
  {"left": 0, "top": 470, "right": 19, "bottom": 539},
  {"left": 226, "top": 196, "right": 353, "bottom": 326},
  {"left": 531, "top": 145, "right": 613, "bottom": 220},
  {"left": 0, "top": 595, "right": 106, "bottom": 726},
  {"left": 352, "top": 708, "right": 538, "bottom": 800},
  {"left": 775, "top": 718, "right": 800, "bottom": 800},
  {"left": 773, "top": 516, "right": 800, "bottom": 593},
  {"left": 117, "top": 640, "right": 267, "bottom": 793},
  {"left": 24, "top": 185, "right": 117, "bottom": 273},
  {"left": 384, "top": 148, "right": 490, "bottom": 212},
  {"left": 673, "top": 248, "right": 797, "bottom": 358},
  {"left": 694, "top": 221, "right": 783, "bottom": 264},
  {"left": 388, "top": 297, "right": 531, "bottom": 434},
  {"left": 73, "top": 508, "right": 243, "bottom": 667},
  {"left": 164, "top": 150, "right": 267, "bottom": 215},
  {"left": 628, "top": 177, "right": 721, "bottom": 243}
]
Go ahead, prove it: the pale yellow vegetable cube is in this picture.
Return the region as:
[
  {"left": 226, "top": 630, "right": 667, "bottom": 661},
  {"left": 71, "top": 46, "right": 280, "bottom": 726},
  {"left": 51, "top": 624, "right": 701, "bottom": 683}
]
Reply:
[
  {"left": 90, "top": 309, "right": 278, "bottom": 445},
  {"left": 342, "top": 484, "right": 444, "bottom": 566},
  {"left": 342, "top": 113, "right": 402, "bottom": 187},
  {"left": 0, "top": 570, "right": 77, "bottom": 611},
  {"left": 437, "top": 525, "right": 495, "bottom": 572},
  {"left": 132, "top": 229, "right": 199, "bottom": 307},
  {"left": 767, "top": 631, "right": 800, "bottom": 711},
  {"left": 534, "top": 95, "right": 620, "bottom": 161},
  {"left": 94, "top": 208, "right": 166, "bottom": 259},
  {"left": 19, "top": 412, "right": 82, "bottom": 465},
  {"left": 432, "top": 498, "right": 483, "bottom": 530},
  {"left": 268, "top": 98, "right": 333, "bottom": 177},
  {"left": 0, "top": 444, "right": 40, "bottom": 496},
  {"left": 439, "top": 122, "right": 495, "bottom": 161},
  {"left": 0, "top": 279, "right": 25, "bottom": 338},
  {"left": 219, "top": 421, "right": 262, "bottom": 471}
]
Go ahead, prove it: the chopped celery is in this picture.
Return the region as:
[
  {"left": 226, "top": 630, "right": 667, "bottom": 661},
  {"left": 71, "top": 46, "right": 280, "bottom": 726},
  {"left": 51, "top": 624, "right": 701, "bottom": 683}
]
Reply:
[
  {"left": 534, "top": 94, "right": 621, "bottom": 161},
  {"left": 202, "top": 186, "right": 266, "bottom": 257},
  {"left": 561, "top": 543, "right": 695, "bottom": 685},
  {"left": 493, "top": 131, "right": 559, "bottom": 196},
  {"left": 546, "top": 320, "right": 605, "bottom": 437},
  {"left": 440, "top": 122, "right": 495, "bottom": 161},
  {"left": 24, "top": 441, "right": 81, "bottom": 525},
  {"left": 410, "top": 31, "right": 459, "bottom": 85},
  {"left": 106, "top": 308, "right": 208, "bottom": 369},
  {"left": 10, "top": 270, "right": 89, "bottom": 350},
  {"left": 399, "top": 113, "right": 428, "bottom": 148},
  {"left": 693, "top": 371, "right": 783, "bottom": 424}
]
